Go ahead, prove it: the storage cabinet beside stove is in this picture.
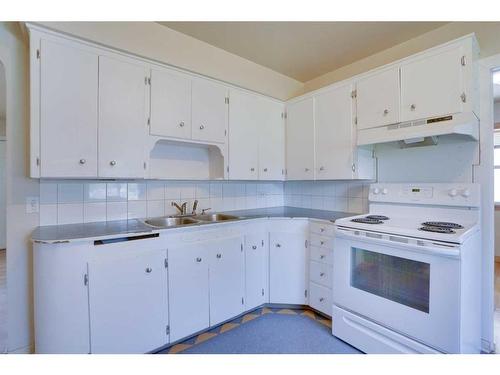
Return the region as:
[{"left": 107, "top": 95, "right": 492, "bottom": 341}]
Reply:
[{"left": 308, "top": 220, "right": 335, "bottom": 317}]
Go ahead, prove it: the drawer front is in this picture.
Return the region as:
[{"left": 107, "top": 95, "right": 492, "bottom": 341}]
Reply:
[
  {"left": 310, "top": 221, "right": 335, "bottom": 236},
  {"left": 309, "top": 260, "right": 332, "bottom": 288},
  {"left": 310, "top": 234, "right": 334, "bottom": 249},
  {"left": 309, "top": 282, "right": 332, "bottom": 317},
  {"left": 310, "top": 246, "right": 332, "bottom": 265}
]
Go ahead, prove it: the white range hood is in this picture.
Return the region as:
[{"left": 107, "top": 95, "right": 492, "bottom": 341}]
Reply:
[{"left": 357, "top": 112, "right": 479, "bottom": 146}]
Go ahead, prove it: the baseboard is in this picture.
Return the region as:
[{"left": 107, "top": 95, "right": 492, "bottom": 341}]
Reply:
[{"left": 8, "top": 344, "right": 34, "bottom": 354}]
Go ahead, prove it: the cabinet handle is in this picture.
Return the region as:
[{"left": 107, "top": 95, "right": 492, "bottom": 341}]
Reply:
[
  {"left": 319, "top": 297, "right": 324, "bottom": 302},
  {"left": 179, "top": 121, "right": 185, "bottom": 127},
  {"left": 320, "top": 272, "right": 325, "bottom": 277},
  {"left": 263, "top": 168, "right": 268, "bottom": 172},
  {"left": 319, "top": 166, "right": 324, "bottom": 171},
  {"left": 250, "top": 168, "right": 255, "bottom": 172},
  {"left": 275, "top": 243, "right": 281, "bottom": 248},
  {"left": 110, "top": 160, "right": 116, "bottom": 166},
  {"left": 252, "top": 245, "right": 257, "bottom": 250},
  {"left": 199, "top": 125, "right": 205, "bottom": 130},
  {"left": 216, "top": 253, "right": 222, "bottom": 259},
  {"left": 196, "top": 257, "right": 202, "bottom": 262},
  {"left": 410, "top": 104, "right": 416, "bottom": 111},
  {"left": 79, "top": 159, "right": 86, "bottom": 165},
  {"left": 383, "top": 109, "right": 389, "bottom": 115},
  {"left": 145, "top": 267, "right": 152, "bottom": 273}
]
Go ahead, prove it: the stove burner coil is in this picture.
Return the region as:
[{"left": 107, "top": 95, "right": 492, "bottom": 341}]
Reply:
[
  {"left": 351, "top": 218, "right": 383, "bottom": 224},
  {"left": 419, "top": 226, "right": 455, "bottom": 234},
  {"left": 366, "top": 215, "right": 389, "bottom": 221},
  {"left": 421, "top": 221, "right": 463, "bottom": 229}
]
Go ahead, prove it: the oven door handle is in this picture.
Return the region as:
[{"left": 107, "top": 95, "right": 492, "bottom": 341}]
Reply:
[{"left": 334, "top": 227, "right": 461, "bottom": 258}]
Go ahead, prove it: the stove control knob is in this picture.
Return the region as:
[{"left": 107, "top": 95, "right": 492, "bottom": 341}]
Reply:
[
  {"left": 382, "top": 188, "right": 388, "bottom": 195},
  {"left": 372, "top": 187, "right": 380, "bottom": 195},
  {"left": 461, "top": 189, "right": 471, "bottom": 198},
  {"left": 448, "top": 188, "right": 458, "bottom": 197}
]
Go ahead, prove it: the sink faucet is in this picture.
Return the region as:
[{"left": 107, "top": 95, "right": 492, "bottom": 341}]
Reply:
[
  {"left": 171, "top": 201, "right": 188, "bottom": 215},
  {"left": 192, "top": 200, "right": 198, "bottom": 215}
]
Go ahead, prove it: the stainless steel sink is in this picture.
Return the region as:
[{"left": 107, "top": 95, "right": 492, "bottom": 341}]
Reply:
[
  {"left": 143, "top": 216, "right": 200, "bottom": 228},
  {"left": 193, "top": 213, "right": 240, "bottom": 222}
]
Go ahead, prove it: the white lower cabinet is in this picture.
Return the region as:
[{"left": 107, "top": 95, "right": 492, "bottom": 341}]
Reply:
[
  {"left": 168, "top": 241, "right": 210, "bottom": 343},
  {"left": 244, "top": 232, "right": 269, "bottom": 310},
  {"left": 88, "top": 245, "right": 168, "bottom": 354},
  {"left": 309, "top": 282, "right": 332, "bottom": 317}
]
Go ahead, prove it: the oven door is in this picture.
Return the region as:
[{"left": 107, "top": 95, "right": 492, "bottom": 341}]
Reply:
[{"left": 333, "top": 227, "right": 461, "bottom": 353}]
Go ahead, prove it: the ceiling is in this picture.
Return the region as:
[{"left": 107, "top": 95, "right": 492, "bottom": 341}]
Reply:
[{"left": 159, "top": 22, "right": 447, "bottom": 82}]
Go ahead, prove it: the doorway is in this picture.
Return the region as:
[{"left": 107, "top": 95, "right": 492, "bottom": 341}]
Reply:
[
  {"left": 0, "top": 61, "right": 6, "bottom": 353},
  {"left": 493, "top": 68, "right": 500, "bottom": 353}
]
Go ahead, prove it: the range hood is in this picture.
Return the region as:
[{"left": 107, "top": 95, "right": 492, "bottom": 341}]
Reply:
[{"left": 357, "top": 112, "right": 479, "bottom": 146}]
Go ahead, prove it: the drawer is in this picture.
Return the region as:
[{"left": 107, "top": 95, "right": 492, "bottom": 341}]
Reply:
[
  {"left": 309, "top": 260, "right": 332, "bottom": 288},
  {"left": 310, "top": 221, "right": 335, "bottom": 236},
  {"left": 309, "top": 282, "right": 332, "bottom": 317},
  {"left": 310, "top": 246, "right": 332, "bottom": 265},
  {"left": 310, "top": 234, "right": 334, "bottom": 249}
]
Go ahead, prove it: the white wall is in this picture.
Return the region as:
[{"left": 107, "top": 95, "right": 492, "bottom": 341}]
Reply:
[{"left": 0, "top": 140, "right": 5, "bottom": 249}]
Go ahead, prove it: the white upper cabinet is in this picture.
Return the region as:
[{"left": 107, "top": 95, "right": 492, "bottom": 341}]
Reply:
[
  {"left": 192, "top": 79, "right": 228, "bottom": 144},
  {"left": 286, "top": 98, "right": 315, "bottom": 180},
  {"left": 98, "top": 56, "right": 149, "bottom": 178},
  {"left": 39, "top": 39, "right": 98, "bottom": 178},
  {"left": 356, "top": 67, "right": 400, "bottom": 130},
  {"left": 228, "top": 90, "right": 260, "bottom": 180},
  {"left": 400, "top": 45, "right": 465, "bottom": 122},
  {"left": 258, "top": 97, "right": 285, "bottom": 180},
  {"left": 149, "top": 67, "right": 192, "bottom": 139},
  {"left": 315, "top": 84, "right": 355, "bottom": 180}
]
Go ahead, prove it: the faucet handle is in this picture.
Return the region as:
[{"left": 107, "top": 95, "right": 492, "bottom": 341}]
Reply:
[
  {"left": 201, "top": 208, "right": 211, "bottom": 215},
  {"left": 192, "top": 200, "right": 199, "bottom": 214}
]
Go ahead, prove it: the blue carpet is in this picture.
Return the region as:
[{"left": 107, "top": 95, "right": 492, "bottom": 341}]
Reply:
[{"left": 180, "top": 312, "right": 361, "bottom": 354}]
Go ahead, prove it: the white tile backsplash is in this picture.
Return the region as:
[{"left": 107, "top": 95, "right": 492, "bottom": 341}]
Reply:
[
  {"left": 84, "top": 183, "right": 107, "bottom": 202},
  {"left": 58, "top": 183, "right": 84, "bottom": 203},
  {"left": 40, "top": 204, "right": 57, "bottom": 226},
  {"left": 107, "top": 183, "right": 128, "bottom": 202},
  {"left": 84, "top": 202, "right": 107, "bottom": 223},
  {"left": 127, "top": 201, "right": 147, "bottom": 219},
  {"left": 57, "top": 203, "right": 84, "bottom": 224},
  {"left": 40, "top": 182, "right": 58, "bottom": 204},
  {"left": 127, "top": 183, "right": 147, "bottom": 201},
  {"left": 106, "top": 201, "right": 128, "bottom": 221}
]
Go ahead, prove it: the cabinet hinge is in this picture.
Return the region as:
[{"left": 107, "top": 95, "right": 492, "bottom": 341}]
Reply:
[
  {"left": 147, "top": 117, "right": 150, "bottom": 126},
  {"left": 305, "top": 240, "right": 308, "bottom": 248},
  {"left": 281, "top": 169, "right": 284, "bottom": 175},
  {"left": 351, "top": 90, "right": 357, "bottom": 99},
  {"left": 461, "top": 92, "right": 467, "bottom": 103},
  {"left": 354, "top": 116, "right": 358, "bottom": 125},
  {"left": 226, "top": 166, "right": 229, "bottom": 173},
  {"left": 261, "top": 239, "right": 264, "bottom": 247},
  {"left": 166, "top": 325, "right": 170, "bottom": 335},
  {"left": 261, "top": 288, "right": 265, "bottom": 296},
  {"left": 36, "top": 157, "right": 40, "bottom": 166},
  {"left": 144, "top": 77, "right": 148, "bottom": 85},
  {"left": 224, "top": 129, "right": 227, "bottom": 136},
  {"left": 241, "top": 243, "right": 243, "bottom": 252},
  {"left": 36, "top": 49, "right": 40, "bottom": 59},
  {"left": 164, "top": 258, "right": 168, "bottom": 268},
  {"left": 148, "top": 77, "right": 151, "bottom": 85},
  {"left": 461, "top": 55, "right": 467, "bottom": 66},
  {"left": 84, "top": 274, "right": 89, "bottom": 286},
  {"left": 352, "top": 163, "right": 356, "bottom": 172},
  {"left": 304, "top": 289, "right": 308, "bottom": 298},
  {"left": 284, "top": 112, "right": 287, "bottom": 119},
  {"left": 225, "top": 97, "right": 229, "bottom": 104},
  {"left": 144, "top": 161, "right": 147, "bottom": 170},
  {"left": 241, "top": 297, "right": 244, "bottom": 305}
]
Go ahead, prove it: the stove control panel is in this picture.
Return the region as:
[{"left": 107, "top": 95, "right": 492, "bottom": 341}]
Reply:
[{"left": 369, "top": 183, "right": 480, "bottom": 207}]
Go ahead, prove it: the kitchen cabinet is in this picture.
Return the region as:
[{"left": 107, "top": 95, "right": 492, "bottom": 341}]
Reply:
[
  {"left": 258, "top": 97, "right": 285, "bottom": 180},
  {"left": 209, "top": 236, "right": 245, "bottom": 326},
  {"left": 228, "top": 90, "right": 260, "bottom": 180},
  {"left": 356, "top": 67, "right": 400, "bottom": 130},
  {"left": 314, "top": 84, "right": 355, "bottom": 180},
  {"left": 400, "top": 45, "right": 465, "bottom": 122},
  {"left": 98, "top": 55, "right": 149, "bottom": 178},
  {"left": 286, "top": 98, "right": 315, "bottom": 180},
  {"left": 39, "top": 38, "right": 98, "bottom": 178},
  {"left": 168, "top": 241, "right": 210, "bottom": 343},
  {"left": 88, "top": 247, "right": 168, "bottom": 354},
  {"left": 149, "top": 67, "right": 192, "bottom": 139},
  {"left": 244, "top": 232, "right": 269, "bottom": 310},
  {"left": 192, "top": 78, "right": 228, "bottom": 144},
  {"left": 269, "top": 232, "right": 309, "bottom": 304}
]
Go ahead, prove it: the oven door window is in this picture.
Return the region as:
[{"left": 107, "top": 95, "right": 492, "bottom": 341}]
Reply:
[{"left": 351, "top": 247, "right": 430, "bottom": 313}]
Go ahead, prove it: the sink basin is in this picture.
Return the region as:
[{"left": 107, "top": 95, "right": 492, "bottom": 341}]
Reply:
[
  {"left": 143, "top": 216, "right": 200, "bottom": 228},
  {"left": 194, "top": 213, "right": 240, "bottom": 222}
]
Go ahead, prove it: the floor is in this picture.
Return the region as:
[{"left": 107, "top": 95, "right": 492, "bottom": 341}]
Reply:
[
  {"left": 495, "top": 260, "right": 500, "bottom": 354},
  {"left": 0, "top": 249, "right": 6, "bottom": 353},
  {"left": 162, "top": 307, "right": 361, "bottom": 354}
]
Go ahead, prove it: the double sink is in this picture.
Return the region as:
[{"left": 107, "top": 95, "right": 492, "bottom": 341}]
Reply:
[{"left": 142, "top": 213, "right": 242, "bottom": 229}]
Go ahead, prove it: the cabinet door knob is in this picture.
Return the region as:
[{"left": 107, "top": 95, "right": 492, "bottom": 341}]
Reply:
[
  {"left": 410, "top": 104, "right": 416, "bottom": 111},
  {"left": 320, "top": 228, "right": 325, "bottom": 232},
  {"left": 320, "top": 255, "right": 325, "bottom": 259},
  {"left": 263, "top": 168, "right": 268, "bottom": 172},
  {"left": 319, "top": 166, "right": 325, "bottom": 171},
  {"left": 320, "top": 272, "right": 325, "bottom": 277},
  {"left": 179, "top": 121, "right": 185, "bottom": 127},
  {"left": 110, "top": 160, "right": 116, "bottom": 166},
  {"left": 216, "top": 253, "right": 222, "bottom": 259},
  {"left": 199, "top": 125, "right": 205, "bottom": 130},
  {"left": 305, "top": 168, "right": 310, "bottom": 172},
  {"left": 250, "top": 168, "right": 255, "bottom": 172},
  {"left": 383, "top": 109, "right": 389, "bottom": 115},
  {"left": 252, "top": 245, "right": 257, "bottom": 250},
  {"left": 275, "top": 243, "right": 281, "bottom": 248},
  {"left": 319, "top": 297, "right": 324, "bottom": 302},
  {"left": 145, "top": 267, "right": 152, "bottom": 273},
  {"left": 320, "top": 241, "right": 325, "bottom": 245},
  {"left": 79, "top": 159, "right": 86, "bottom": 165},
  {"left": 196, "top": 257, "right": 202, "bottom": 262}
]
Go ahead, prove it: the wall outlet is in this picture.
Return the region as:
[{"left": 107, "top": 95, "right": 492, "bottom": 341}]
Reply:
[{"left": 26, "top": 197, "right": 39, "bottom": 214}]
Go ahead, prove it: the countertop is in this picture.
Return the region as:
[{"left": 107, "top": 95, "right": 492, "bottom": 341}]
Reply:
[{"left": 31, "top": 206, "right": 354, "bottom": 243}]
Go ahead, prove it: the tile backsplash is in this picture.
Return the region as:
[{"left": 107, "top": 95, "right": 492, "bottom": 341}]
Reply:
[{"left": 39, "top": 180, "right": 371, "bottom": 226}]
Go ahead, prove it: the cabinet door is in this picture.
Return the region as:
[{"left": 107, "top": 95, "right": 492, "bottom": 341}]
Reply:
[
  {"left": 168, "top": 242, "right": 210, "bottom": 342},
  {"left": 98, "top": 56, "right": 148, "bottom": 178},
  {"left": 269, "top": 232, "right": 308, "bottom": 304},
  {"left": 400, "top": 46, "right": 464, "bottom": 122},
  {"left": 286, "top": 98, "right": 315, "bottom": 180},
  {"left": 88, "top": 249, "right": 168, "bottom": 353},
  {"left": 192, "top": 79, "right": 228, "bottom": 143},
  {"left": 315, "top": 85, "right": 355, "bottom": 180},
  {"left": 39, "top": 39, "right": 98, "bottom": 177},
  {"left": 228, "top": 90, "right": 260, "bottom": 180},
  {"left": 244, "top": 233, "right": 268, "bottom": 310},
  {"left": 357, "top": 67, "right": 400, "bottom": 129},
  {"left": 150, "top": 67, "right": 192, "bottom": 139},
  {"left": 209, "top": 236, "right": 245, "bottom": 326},
  {"left": 258, "top": 98, "right": 285, "bottom": 180}
]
